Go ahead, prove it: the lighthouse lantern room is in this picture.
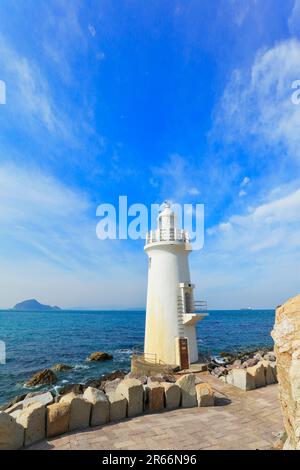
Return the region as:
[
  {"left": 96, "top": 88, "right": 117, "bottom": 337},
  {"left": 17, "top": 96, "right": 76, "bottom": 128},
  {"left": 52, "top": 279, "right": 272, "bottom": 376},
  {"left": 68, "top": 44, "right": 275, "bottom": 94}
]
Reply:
[{"left": 144, "top": 202, "right": 207, "bottom": 370}]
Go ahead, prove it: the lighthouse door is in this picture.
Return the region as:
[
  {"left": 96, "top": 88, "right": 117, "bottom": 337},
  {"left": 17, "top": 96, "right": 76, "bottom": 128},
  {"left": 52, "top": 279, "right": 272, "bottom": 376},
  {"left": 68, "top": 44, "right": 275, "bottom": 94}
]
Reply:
[{"left": 179, "top": 338, "right": 189, "bottom": 370}]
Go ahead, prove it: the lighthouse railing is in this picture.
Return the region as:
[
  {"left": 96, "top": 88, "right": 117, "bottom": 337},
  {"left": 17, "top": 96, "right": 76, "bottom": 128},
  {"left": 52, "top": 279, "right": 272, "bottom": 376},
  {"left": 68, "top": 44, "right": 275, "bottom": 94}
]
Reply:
[
  {"left": 146, "top": 228, "right": 190, "bottom": 244},
  {"left": 192, "top": 300, "right": 208, "bottom": 312}
]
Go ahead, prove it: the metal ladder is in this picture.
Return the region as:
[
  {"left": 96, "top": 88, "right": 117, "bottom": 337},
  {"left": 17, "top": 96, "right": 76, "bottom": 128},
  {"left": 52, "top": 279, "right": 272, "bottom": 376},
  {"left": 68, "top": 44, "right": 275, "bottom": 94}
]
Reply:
[{"left": 177, "top": 296, "right": 185, "bottom": 338}]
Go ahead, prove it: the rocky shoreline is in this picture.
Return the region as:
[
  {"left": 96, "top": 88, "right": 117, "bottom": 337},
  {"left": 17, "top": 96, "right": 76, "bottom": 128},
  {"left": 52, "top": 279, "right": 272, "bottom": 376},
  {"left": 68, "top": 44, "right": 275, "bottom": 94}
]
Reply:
[{"left": 0, "top": 347, "right": 275, "bottom": 412}]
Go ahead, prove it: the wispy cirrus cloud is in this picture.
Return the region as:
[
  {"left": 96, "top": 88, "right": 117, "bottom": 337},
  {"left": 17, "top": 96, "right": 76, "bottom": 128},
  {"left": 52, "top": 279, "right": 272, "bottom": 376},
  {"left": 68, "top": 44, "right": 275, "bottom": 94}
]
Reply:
[
  {"left": 213, "top": 39, "right": 300, "bottom": 165},
  {"left": 0, "top": 34, "right": 69, "bottom": 136}
]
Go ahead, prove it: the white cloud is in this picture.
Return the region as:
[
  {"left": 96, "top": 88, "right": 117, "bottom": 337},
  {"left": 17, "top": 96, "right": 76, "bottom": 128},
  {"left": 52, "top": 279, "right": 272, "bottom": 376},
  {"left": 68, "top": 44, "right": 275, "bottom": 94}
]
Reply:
[
  {"left": 241, "top": 176, "right": 250, "bottom": 187},
  {"left": 42, "top": 0, "right": 86, "bottom": 82},
  {"left": 215, "top": 39, "right": 300, "bottom": 163},
  {"left": 0, "top": 163, "right": 146, "bottom": 308},
  {"left": 88, "top": 24, "right": 96, "bottom": 37},
  {"left": 239, "top": 189, "right": 247, "bottom": 197},
  {"left": 151, "top": 154, "right": 204, "bottom": 202},
  {"left": 196, "top": 183, "right": 300, "bottom": 308},
  {"left": 0, "top": 35, "right": 68, "bottom": 135},
  {"left": 289, "top": 0, "right": 300, "bottom": 37},
  {"left": 188, "top": 187, "right": 200, "bottom": 196},
  {"left": 211, "top": 185, "right": 300, "bottom": 248}
]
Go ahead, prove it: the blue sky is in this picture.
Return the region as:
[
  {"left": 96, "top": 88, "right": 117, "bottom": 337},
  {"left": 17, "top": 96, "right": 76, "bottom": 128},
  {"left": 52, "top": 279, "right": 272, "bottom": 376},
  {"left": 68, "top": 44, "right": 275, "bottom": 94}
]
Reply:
[{"left": 0, "top": 0, "right": 300, "bottom": 309}]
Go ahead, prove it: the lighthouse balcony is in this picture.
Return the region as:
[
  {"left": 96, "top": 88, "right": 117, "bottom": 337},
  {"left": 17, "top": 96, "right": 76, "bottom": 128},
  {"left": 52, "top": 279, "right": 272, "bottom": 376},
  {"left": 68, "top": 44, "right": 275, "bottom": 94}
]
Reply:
[
  {"left": 181, "top": 313, "right": 208, "bottom": 326},
  {"left": 181, "top": 301, "right": 208, "bottom": 325},
  {"left": 145, "top": 228, "right": 190, "bottom": 245}
]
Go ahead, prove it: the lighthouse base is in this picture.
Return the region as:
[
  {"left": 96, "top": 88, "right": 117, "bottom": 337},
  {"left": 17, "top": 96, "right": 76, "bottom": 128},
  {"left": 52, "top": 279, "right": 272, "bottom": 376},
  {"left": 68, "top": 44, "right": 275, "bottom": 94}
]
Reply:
[{"left": 131, "top": 354, "right": 179, "bottom": 376}]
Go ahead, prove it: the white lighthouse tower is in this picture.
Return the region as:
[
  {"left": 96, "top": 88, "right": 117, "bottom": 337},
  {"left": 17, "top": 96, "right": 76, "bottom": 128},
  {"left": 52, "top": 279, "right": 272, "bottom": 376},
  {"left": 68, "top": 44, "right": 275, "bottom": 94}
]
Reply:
[{"left": 144, "top": 202, "right": 207, "bottom": 370}]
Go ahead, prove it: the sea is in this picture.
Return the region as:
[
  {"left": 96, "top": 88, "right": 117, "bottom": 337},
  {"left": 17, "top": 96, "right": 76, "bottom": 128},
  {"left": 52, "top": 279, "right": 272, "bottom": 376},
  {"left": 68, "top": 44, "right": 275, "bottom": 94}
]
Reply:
[{"left": 0, "top": 309, "right": 275, "bottom": 405}]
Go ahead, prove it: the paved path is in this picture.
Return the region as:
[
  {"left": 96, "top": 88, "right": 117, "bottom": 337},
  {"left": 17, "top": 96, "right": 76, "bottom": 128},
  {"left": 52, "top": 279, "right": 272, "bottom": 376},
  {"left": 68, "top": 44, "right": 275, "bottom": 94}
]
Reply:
[{"left": 29, "top": 376, "right": 282, "bottom": 450}]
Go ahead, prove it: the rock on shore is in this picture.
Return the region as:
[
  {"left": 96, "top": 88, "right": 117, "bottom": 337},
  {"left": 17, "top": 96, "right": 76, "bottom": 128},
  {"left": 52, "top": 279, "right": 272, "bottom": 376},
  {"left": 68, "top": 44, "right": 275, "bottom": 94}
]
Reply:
[
  {"left": 271, "top": 294, "right": 300, "bottom": 450},
  {"left": 25, "top": 369, "right": 57, "bottom": 387},
  {"left": 86, "top": 351, "right": 113, "bottom": 362}
]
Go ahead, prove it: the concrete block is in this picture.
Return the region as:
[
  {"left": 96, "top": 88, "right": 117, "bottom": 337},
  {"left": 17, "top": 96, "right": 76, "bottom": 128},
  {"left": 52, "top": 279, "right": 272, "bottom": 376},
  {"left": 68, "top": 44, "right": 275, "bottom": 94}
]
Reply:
[
  {"left": 16, "top": 402, "right": 46, "bottom": 447},
  {"left": 115, "top": 378, "right": 143, "bottom": 417},
  {"left": 196, "top": 383, "right": 214, "bottom": 407},
  {"left": 0, "top": 412, "right": 24, "bottom": 450},
  {"left": 176, "top": 374, "right": 197, "bottom": 407},
  {"left": 83, "top": 387, "right": 109, "bottom": 426},
  {"left": 162, "top": 382, "right": 181, "bottom": 410},
  {"left": 60, "top": 393, "right": 91, "bottom": 431},
  {"left": 46, "top": 402, "right": 70, "bottom": 438}
]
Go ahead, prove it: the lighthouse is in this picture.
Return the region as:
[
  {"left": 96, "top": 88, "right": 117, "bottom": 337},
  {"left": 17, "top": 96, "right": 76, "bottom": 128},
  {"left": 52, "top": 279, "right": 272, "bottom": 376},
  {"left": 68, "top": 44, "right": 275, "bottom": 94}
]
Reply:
[{"left": 144, "top": 202, "right": 207, "bottom": 370}]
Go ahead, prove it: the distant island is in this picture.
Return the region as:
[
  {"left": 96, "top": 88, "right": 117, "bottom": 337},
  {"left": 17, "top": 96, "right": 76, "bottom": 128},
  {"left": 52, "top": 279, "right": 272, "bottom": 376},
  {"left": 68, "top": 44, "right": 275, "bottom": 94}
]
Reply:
[{"left": 13, "top": 299, "right": 61, "bottom": 312}]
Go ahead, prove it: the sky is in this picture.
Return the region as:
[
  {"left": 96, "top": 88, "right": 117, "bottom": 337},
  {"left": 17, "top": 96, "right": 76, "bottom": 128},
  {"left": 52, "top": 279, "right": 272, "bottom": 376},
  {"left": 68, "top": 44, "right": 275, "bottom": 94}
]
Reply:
[{"left": 0, "top": 0, "right": 300, "bottom": 309}]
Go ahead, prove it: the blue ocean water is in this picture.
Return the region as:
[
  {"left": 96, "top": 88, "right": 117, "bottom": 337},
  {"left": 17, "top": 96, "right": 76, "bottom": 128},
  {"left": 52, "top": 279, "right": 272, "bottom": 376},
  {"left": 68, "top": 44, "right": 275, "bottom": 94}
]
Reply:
[{"left": 0, "top": 309, "right": 275, "bottom": 405}]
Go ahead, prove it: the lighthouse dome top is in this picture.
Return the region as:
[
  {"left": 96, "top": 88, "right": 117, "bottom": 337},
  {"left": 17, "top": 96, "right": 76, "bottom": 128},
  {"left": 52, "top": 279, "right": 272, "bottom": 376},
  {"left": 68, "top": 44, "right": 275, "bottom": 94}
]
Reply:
[
  {"left": 158, "top": 201, "right": 178, "bottom": 228},
  {"left": 145, "top": 202, "right": 190, "bottom": 247}
]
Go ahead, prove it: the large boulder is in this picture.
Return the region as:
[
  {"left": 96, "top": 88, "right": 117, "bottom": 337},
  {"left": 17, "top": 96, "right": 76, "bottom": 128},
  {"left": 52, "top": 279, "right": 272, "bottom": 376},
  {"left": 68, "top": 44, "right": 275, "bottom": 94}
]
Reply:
[
  {"left": 58, "top": 383, "right": 83, "bottom": 396},
  {"left": 25, "top": 369, "right": 57, "bottom": 387},
  {"left": 124, "top": 372, "right": 147, "bottom": 384},
  {"left": 101, "top": 370, "right": 126, "bottom": 381},
  {"left": 0, "top": 412, "right": 24, "bottom": 450},
  {"left": 147, "top": 374, "right": 176, "bottom": 384},
  {"left": 87, "top": 351, "right": 113, "bottom": 362},
  {"left": 102, "top": 378, "right": 122, "bottom": 394},
  {"left": 271, "top": 294, "right": 300, "bottom": 450},
  {"left": 176, "top": 374, "right": 197, "bottom": 407},
  {"left": 115, "top": 378, "right": 143, "bottom": 417},
  {"left": 46, "top": 402, "right": 70, "bottom": 438},
  {"left": 83, "top": 387, "right": 109, "bottom": 426},
  {"left": 196, "top": 383, "right": 214, "bottom": 407},
  {"left": 60, "top": 393, "right": 91, "bottom": 431},
  {"left": 145, "top": 382, "right": 165, "bottom": 411},
  {"left": 106, "top": 391, "right": 127, "bottom": 421},
  {"left": 16, "top": 402, "right": 45, "bottom": 447},
  {"left": 162, "top": 383, "right": 181, "bottom": 410},
  {"left": 247, "top": 362, "right": 266, "bottom": 388}
]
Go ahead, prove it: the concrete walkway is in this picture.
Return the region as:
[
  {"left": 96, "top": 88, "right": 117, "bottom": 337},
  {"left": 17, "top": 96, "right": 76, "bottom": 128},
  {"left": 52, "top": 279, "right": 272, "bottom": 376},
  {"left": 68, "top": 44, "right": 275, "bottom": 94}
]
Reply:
[{"left": 29, "top": 376, "right": 282, "bottom": 451}]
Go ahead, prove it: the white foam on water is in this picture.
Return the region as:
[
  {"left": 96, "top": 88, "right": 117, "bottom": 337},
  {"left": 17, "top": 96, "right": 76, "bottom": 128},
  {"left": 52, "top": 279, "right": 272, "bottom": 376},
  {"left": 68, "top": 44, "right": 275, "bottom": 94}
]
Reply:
[{"left": 74, "top": 364, "right": 89, "bottom": 370}]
